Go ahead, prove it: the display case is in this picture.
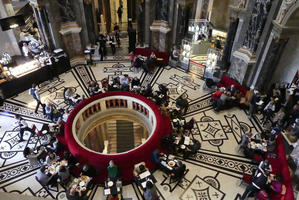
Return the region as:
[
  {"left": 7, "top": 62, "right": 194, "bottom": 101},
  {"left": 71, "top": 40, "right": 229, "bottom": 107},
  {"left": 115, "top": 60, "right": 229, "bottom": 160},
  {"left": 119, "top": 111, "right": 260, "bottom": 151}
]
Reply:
[
  {"left": 179, "top": 39, "right": 192, "bottom": 70},
  {"left": 204, "top": 48, "right": 222, "bottom": 79},
  {"left": 188, "top": 19, "right": 210, "bottom": 42}
]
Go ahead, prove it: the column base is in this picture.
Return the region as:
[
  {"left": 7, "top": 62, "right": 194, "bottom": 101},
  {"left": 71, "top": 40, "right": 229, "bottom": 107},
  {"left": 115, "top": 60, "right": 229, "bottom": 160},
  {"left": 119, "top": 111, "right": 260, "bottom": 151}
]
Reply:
[
  {"left": 59, "top": 22, "right": 83, "bottom": 58},
  {"left": 228, "top": 47, "right": 256, "bottom": 86},
  {"left": 150, "top": 20, "right": 171, "bottom": 52}
]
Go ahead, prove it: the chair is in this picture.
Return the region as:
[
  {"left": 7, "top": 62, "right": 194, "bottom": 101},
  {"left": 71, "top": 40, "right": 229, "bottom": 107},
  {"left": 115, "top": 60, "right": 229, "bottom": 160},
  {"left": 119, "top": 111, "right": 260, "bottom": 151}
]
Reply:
[
  {"left": 239, "top": 169, "right": 252, "bottom": 186},
  {"left": 256, "top": 190, "right": 269, "bottom": 200},
  {"left": 167, "top": 166, "right": 189, "bottom": 192}
]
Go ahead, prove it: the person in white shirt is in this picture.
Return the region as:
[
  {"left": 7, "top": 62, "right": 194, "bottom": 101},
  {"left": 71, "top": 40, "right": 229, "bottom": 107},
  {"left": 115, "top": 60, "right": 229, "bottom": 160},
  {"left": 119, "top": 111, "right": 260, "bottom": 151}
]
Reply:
[
  {"left": 22, "top": 43, "right": 30, "bottom": 57},
  {"left": 15, "top": 114, "right": 34, "bottom": 142},
  {"left": 261, "top": 98, "right": 276, "bottom": 125},
  {"left": 29, "top": 83, "right": 45, "bottom": 114}
]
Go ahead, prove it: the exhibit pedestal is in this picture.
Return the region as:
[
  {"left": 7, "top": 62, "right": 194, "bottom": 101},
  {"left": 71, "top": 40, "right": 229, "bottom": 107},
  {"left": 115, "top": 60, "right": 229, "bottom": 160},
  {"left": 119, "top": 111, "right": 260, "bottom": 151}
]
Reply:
[
  {"left": 59, "top": 22, "right": 83, "bottom": 58},
  {"left": 228, "top": 47, "right": 256, "bottom": 86},
  {"left": 150, "top": 20, "right": 171, "bottom": 52}
]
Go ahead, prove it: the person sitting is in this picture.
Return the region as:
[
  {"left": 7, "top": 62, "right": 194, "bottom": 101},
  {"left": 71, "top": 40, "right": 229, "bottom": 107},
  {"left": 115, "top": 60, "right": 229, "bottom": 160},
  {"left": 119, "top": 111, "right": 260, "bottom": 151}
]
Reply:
[
  {"left": 261, "top": 98, "right": 276, "bottom": 125},
  {"left": 63, "top": 151, "right": 78, "bottom": 169},
  {"left": 227, "top": 84, "right": 236, "bottom": 96},
  {"left": 144, "top": 181, "right": 159, "bottom": 200},
  {"left": 131, "top": 76, "right": 141, "bottom": 89},
  {"left": 107, "top": 160, "right": 119, "bottom": 178},
  {"left": 133, "top": 162, "right": 148, "bottom": 177},
  {"left": 121, "top": 74, "right": 130, "bottom": 91},
  {"left": 58, "top": 165, "right": 71, "bottom": 185},
  {"left": 239, "top": 132, "right": 253, "bottom": 150},
  {"left": 258, "top": 159, "right": 272, "bottom": 174},
  {"left": 45, "top": 152, "right": 57, "bottom": 165},
  {"left": 152, "top": 149, "right": 162, "bottom": 164},
  {"left": 183, "top": 139, "right": 201, "bottom": 159},
  {"left": 88, "top": 81, "right": 100, "bottom": 96},
  {"left": 269, "top": 174, "right": 286, "bottom": 199},
  {"left": 176, "top": 96, "right": 189, "bottom": 114},
  {"left": 213, "top": 91, "right": 234, "bottom": 111},
  {"left": 171, "top": 46, "right": 179, "bottom": 61},
  {"left": 147, "top": 52, "right": 157, "bottom": 72},
  {"left": 23, "top": 147, "right": 44, "bottom": 166},
  {"left": 81, "top": 164, "right": 98, "bottom": 178},
  {"left": 240, "top": 169, "right": 269, "bottom": 200},
  {"left": 64, "top": 88, "right": 82, "bottom": 106},
  {"left": 211, "top": 87, "right": 225, "bottom": 102},
  {"left": 36, "top": 165, "right": 58, "bottom": 186},
  {"left": 45, "top": 102, "right": 57, "bottom": 122},
  {"left": 66, "top": 187, "right": 82, "bottom": 200},
  {"left": 142, "top": 84, "right": 153, "bottom": 97},
  {"left": 170, "top": 161, "right": 186, "bottom": 181}
]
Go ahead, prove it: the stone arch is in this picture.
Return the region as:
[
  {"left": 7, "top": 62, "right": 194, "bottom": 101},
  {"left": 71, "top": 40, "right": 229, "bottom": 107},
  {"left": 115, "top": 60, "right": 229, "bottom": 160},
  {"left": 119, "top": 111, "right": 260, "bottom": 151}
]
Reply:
[{"left": 281, "top": 1, "right": 299, "bottom": 27}]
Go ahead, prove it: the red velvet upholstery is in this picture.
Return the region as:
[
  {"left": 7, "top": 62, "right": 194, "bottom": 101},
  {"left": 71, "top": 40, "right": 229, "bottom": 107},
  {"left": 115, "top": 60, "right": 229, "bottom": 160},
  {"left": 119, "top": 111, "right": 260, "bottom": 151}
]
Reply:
[
  {"left": 135, "top": 48, "right": 170, "bottom": 66},
  {"left": 268, "top": 134, "right": 294, "bottom": 200},
  {"left": 217, "top": 74, "right": 248, "bottom": 96},
  {"left": 63, "top": 91, "right": 172, "bottom": 182}
]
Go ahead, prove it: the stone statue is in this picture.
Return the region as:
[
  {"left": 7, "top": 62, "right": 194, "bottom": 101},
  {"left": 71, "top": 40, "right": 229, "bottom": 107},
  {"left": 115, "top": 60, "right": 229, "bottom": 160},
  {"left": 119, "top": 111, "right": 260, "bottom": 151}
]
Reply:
[
  {"left": 156, "top": 0, "right": 168, "bottom": 21},
  {"left": 237, "top": 0, "right": 247, "bottom": 8},
  {"left": 276, "top": 0, "right": 297, "bottom": 24},
  {"left": 57, "top": 0, "right": 76, "bottom": 22},
  {"left": 243, "top": 0, "right": 272, "bottom": 52}
]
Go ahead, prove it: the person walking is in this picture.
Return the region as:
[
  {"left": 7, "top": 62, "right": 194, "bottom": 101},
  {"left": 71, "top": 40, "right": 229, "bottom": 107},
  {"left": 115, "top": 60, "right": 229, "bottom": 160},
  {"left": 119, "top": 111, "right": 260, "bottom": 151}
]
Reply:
[
  {"left": 15, "top": 114, "right": 34, "bottom": 142},
  {"left": 29, "top": 84, "right": 45, "bottom": 114}
]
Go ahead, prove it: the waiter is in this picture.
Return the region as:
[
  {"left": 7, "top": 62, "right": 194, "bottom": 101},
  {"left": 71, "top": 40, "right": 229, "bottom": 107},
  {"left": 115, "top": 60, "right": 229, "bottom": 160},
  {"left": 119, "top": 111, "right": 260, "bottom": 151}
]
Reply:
[
  {"left": 15, "top": 114, "right": 34, "bottom": 142},
  {"left": 29, "top": 84, "right": 45, "bottom": 114}
]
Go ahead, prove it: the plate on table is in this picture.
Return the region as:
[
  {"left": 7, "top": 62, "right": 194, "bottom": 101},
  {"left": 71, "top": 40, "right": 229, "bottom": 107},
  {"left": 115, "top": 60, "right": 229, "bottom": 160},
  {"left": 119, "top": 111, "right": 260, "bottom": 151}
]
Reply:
[
  {"left": 72, "top": 184, "right": 77, "bottom": 189},
  {"left": 180, "top": 145, "right": 186, "bottom": 149},
  {"left": 81, "top": 187, "right": 86, "bottom": 191},
  {"left": 168, "top": 161, "right": 175, "bottom": 167},
  {"left": 74, "top": 178, "right": 79, "bottom": 183},
  {"left": 108, "top": 181, "right": 114, "bottom": 187},
  {"left": 79, "top": 181, "right": 85, "bottom": 186}
]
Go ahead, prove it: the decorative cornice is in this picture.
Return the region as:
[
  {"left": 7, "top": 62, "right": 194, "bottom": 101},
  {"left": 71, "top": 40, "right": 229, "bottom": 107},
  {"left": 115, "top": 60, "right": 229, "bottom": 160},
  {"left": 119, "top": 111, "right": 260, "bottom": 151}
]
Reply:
[
  {"left": 150, "top": 20, "right": 171, "bottom": 33},
  {"left": 59, "top": 22, "right": 82, "bottom": 35},
  {"left": 232, "top": 46, "right": 256, "bottom": 63}
]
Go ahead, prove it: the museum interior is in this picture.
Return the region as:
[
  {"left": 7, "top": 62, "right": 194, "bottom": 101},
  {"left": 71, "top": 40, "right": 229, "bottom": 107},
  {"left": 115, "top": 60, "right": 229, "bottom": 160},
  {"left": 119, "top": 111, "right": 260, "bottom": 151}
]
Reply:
[{"left": 0, "top": 0, "right": 299, "bottom": 199}]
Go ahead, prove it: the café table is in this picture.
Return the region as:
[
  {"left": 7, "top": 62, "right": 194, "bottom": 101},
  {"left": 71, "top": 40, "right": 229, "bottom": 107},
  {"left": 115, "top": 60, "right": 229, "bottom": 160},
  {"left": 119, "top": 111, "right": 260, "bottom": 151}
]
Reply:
[
  {"left": 136, "top": 170, "right": 157, "bottom": 191},
  {"left": 159, "top": 154, "right": 179, "bottom": 174},
  {"left": 69, "top": 175, "right": 92, "bottom": 196},
  {"left": 46, "top": 160, "right": 68, "bottom": 175},
  {"left": 104, "top": 178, "right": 122, "bottom": 197}
]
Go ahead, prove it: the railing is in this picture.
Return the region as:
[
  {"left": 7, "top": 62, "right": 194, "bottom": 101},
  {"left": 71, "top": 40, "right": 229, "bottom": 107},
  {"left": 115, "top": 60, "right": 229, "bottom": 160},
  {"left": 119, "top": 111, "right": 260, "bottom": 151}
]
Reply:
[{"left": 72, "top": 95, "right": 157, "bottom": 155}]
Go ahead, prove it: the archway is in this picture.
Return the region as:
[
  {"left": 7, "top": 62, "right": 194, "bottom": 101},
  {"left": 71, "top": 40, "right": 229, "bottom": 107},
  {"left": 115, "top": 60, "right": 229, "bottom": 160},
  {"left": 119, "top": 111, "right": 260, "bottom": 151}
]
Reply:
[{"left": 270, "top": 2, "right": 299, "bottom": 86}]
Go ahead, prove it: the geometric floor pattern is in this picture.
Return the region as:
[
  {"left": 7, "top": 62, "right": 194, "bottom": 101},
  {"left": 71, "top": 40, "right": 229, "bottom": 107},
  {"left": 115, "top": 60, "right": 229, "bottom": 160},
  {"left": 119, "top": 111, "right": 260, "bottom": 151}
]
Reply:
[{"left": 0, "top": 61, "right": 264, "bottom": 199}]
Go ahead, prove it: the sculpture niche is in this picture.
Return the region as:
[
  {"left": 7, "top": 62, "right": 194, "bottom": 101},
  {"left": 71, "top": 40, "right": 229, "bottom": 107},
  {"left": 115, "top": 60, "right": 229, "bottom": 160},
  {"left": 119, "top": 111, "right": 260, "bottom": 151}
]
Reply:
[
  {"left": 243, "top": 0, "right": 272, "bottom": 52},
  {"left": 156, "top": 0, "right": 168, "bottom": 21},
  {"left": 57, "top": 0, "right": 76, "bottom": 22}
]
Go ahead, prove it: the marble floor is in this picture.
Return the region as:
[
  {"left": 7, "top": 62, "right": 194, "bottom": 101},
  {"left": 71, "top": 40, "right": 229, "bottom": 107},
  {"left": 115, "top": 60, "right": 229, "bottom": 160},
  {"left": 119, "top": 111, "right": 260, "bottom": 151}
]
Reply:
[{"left": 0, "top": 61, "right": 280, "bottom": 200}]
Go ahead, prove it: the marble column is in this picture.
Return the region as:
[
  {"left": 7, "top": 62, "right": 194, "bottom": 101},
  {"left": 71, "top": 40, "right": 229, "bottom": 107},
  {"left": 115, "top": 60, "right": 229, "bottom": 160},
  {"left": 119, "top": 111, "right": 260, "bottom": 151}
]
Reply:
[
  {"left": 144, "top": 0, "right": 150, "bottom": 46},
  {"left": 150, "top": 21, "right": 171, "bottom": 51},
  {"left": 167, "top": 0, "right": 175, "bottom": 28},
  {"left": 59, "top": 22, "right": 83, "bottom": 58},
  {"left": 0, "top": 0, "right": 21, "bottom": 56},
  {"left": 221, "top": 17, "right": 239, "bottom": 69},
  {"left": 172, "top": 2, "right": 179, "bottom": 45}
]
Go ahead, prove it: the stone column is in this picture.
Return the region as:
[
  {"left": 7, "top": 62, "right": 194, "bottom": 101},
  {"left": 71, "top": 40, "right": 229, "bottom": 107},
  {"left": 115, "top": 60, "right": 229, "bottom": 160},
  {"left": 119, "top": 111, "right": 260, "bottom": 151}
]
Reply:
[
  {"left": 228, "top": 0, "right": 272, "bottom": 85},
  {"left": 150, "top": 21, "right": 171, "bottom": 52},
  {"left": 0, "top": 0, "right": 21, "bottom": 56},
  {"left": 144, "top": 0, "right": 150, "bottom": 46},
  {"left": 168, "top": 0, "right": 175, "bottom": 27},
  {"left": 172, "top": 1, "right": 179, "bottom": 45},
  {"left": 221, "top": 17, "right": 239, "bottom": 69},
  {"left": 59, "top": 22, "right": 83, "bottom": 58}
]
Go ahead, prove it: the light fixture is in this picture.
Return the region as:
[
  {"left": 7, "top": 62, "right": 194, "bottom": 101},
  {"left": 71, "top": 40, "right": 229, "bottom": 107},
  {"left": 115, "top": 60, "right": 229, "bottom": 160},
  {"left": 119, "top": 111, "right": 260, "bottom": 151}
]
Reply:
[{"left": 9, "top": 24, "right": 19, "bottom": 29}]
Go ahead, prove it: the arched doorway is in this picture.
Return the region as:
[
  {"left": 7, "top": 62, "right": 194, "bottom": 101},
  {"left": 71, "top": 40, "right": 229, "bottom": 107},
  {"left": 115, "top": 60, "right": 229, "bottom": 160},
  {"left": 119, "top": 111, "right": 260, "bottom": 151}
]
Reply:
[{"left": 270, "top": 2, "right": 299, "bottom": 86}]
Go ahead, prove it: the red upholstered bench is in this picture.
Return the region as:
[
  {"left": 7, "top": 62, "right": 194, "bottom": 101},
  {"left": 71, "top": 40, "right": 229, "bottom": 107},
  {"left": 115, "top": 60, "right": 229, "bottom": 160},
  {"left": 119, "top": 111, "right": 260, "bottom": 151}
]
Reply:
[
  {"left": 268, "top": 134, "right": 295, "bottom": 200},
  {"left": 217, "top": 74, "right": 248, "bottom": 96},
  {"left": 135, "top": 48, "right": 169, "bottom": 66}
]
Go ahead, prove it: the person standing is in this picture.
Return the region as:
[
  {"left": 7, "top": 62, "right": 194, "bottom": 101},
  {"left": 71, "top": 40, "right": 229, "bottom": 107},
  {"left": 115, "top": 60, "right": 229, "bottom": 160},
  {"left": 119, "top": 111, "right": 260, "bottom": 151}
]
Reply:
[
  {"left": 117, "top": 5, "right": 123, "bottom": 24},
  {"left": 29, "top": 84, "right": 44, "bottom": 114},
  {"left": 22, "top": 43, "right": 30, "bottom": 58},
  {"left": 108, "top": 33, "right": 116, "bottom": 55},
  {"left": 114, "top": 23, "right": 121, "bottom": 47},
  {"left": 248, "top": 90, "right": 260, "bottom": 119},
  {"left": 15, "top": 114, "right": 34, "bottom": 142}
]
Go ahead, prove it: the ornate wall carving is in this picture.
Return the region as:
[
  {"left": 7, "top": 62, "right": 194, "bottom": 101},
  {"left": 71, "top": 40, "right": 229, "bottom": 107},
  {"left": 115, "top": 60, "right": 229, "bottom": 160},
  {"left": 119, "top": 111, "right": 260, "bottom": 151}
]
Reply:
[
  {"left": 275, "top": 0, "right": 297, "bottom": 24},
  {"left": 243, "top": 0, "right": 272, "bottom": 52},
  {"left": 57, "top": 0, "right": 76, "bottom": 22}
]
